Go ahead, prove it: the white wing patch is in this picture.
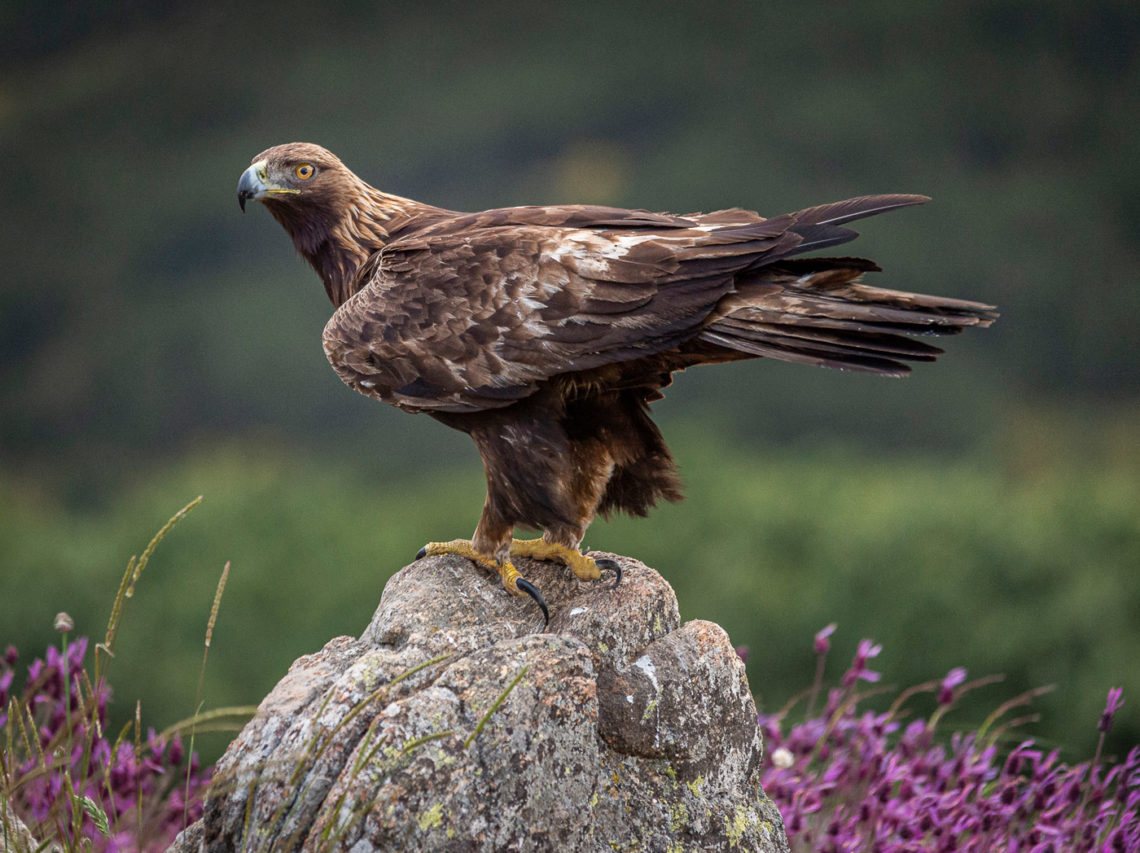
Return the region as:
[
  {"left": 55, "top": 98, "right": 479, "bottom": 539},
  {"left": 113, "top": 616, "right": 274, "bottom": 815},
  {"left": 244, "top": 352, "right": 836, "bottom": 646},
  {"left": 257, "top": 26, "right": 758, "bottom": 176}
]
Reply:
[{"left": 542, "top": 230, "right": 663, "bottom": 281}]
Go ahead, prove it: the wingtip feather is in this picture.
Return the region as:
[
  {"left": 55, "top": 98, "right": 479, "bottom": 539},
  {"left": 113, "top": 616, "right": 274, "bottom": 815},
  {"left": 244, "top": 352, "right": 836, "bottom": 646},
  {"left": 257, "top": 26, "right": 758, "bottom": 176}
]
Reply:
[{"left": 794, "top": 194, "right": 931, "bottom": 228}]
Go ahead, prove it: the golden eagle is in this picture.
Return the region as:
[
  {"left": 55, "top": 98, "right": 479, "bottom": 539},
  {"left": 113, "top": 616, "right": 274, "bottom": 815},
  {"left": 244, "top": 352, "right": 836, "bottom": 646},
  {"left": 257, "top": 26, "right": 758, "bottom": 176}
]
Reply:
[{"left": 238, "top": 142, "right": 996, "bottom": 621}]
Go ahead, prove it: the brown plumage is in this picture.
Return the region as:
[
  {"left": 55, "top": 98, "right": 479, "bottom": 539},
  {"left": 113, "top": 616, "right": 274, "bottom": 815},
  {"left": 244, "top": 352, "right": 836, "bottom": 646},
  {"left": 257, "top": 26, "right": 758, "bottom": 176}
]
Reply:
[{"left": 238, "top": 142, "right": 997, "bottom": 611}]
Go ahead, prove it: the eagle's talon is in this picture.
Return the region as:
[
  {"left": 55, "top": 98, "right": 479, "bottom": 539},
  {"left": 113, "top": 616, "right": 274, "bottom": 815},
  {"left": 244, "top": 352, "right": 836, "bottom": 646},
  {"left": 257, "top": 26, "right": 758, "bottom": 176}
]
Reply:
[
  {"left": 415, "top": 546, "right": 427, "bottom": 560},
  {"left": 595, "top": 558, "right": 622, "bottom": 589},
  {"left": 514, "top": 577, "right": 549, "bottom": 629}
]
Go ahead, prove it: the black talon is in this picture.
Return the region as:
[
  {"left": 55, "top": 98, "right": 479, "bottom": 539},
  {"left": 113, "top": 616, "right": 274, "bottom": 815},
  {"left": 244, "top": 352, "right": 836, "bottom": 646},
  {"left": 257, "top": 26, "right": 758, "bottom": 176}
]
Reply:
[
  {"left": 514, "top": 577, "right": 550, "bottom": 629},
  {"left": 595, "top": 558, "right": 622, "bottom": 589},
  {"left": 415, "top": 546, "right": 427, "bottom": 560}
]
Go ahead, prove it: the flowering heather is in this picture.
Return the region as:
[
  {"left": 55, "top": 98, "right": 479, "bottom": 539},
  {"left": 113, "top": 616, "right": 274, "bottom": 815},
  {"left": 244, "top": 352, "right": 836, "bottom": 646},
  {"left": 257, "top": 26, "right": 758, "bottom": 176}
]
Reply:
[
  {"left": 758, "top": 631, "right": 1139, "bottom": 852},
  {"left": 1, "top": 637, "right": 211, "bottom": 852}
]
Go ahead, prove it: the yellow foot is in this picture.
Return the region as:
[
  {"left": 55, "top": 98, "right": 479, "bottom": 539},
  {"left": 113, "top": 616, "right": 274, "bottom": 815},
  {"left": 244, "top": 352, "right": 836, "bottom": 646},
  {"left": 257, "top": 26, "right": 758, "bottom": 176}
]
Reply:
[
  {"left": 416, "top": 539, "right": 523, "bottom": 593},
  {"left": 415, "top": 539, "right": 550, "bottom": 626},
  {"left": 417, "top": 538, "right": 501, "bottom": 574},
  {"left": 509, "top": 539, "right": 620, "bottom": 586}
]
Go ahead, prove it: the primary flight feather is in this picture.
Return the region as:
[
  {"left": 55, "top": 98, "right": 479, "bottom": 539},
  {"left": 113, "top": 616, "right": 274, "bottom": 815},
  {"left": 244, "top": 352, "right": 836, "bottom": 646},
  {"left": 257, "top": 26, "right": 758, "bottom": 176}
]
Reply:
[{"left": 238, "top": 142, "right": 997, "bottom": 622}]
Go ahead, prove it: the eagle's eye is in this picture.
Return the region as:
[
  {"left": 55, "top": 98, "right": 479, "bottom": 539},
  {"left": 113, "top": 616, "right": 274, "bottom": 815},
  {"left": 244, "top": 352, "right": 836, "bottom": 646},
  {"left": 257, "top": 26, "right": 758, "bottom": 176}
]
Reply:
[{"left": 295, "top": 164, "right": 315, "bottom": 180}]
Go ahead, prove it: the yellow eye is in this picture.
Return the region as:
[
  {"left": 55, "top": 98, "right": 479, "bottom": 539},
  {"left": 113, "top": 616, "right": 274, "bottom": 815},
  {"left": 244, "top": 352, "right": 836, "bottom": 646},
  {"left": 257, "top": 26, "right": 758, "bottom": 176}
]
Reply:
[{"left": 295, "top": 163, "right": 315, "bottom": 180}]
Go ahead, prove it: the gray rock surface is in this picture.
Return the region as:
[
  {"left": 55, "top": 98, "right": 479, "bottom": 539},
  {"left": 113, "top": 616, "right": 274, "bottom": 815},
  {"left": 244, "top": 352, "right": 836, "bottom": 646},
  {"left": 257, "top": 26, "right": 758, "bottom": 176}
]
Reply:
[
  {"left": 169, "top": 553, "right": 788, "bottom": 852},
  {"left": 1, "top": 800, "right": 50, "bottom": 853}
]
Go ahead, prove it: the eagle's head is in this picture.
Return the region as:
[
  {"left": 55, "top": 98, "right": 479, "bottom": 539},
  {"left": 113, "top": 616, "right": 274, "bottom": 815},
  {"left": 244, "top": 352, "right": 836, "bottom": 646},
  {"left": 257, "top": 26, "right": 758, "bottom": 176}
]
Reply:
[
  {"left": 239, "top": 142, "right": 435, "bottom": 305},
  {"left": 237, "top": 142, "right": 351, "bottom": 210},
  {"left": 239, "top": 142, "right": 396, "bottom": 305},
  {"left": 237, "top": 143, "right": 361, "bottom": 250}
]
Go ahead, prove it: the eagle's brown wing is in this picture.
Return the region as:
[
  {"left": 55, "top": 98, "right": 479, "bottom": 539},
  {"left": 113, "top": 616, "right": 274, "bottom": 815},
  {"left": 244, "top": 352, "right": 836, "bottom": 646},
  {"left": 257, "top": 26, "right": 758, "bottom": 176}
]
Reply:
[
  {"left": 322, "top": 209, "right": 804, "bottom": 413},
  {"left": 320, "top": 194, "right": 981, "bottom": 413}
]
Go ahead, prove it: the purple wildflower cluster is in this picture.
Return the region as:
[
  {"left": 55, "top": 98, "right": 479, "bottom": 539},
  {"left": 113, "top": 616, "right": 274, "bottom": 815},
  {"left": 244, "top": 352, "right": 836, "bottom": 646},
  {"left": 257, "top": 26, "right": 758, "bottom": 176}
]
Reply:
[
  {"left": 1, "top": 638, "right": 211, "bottom": 852},
  {"left": 758, "top": 629, "right": 1140, "bottom": 852}
]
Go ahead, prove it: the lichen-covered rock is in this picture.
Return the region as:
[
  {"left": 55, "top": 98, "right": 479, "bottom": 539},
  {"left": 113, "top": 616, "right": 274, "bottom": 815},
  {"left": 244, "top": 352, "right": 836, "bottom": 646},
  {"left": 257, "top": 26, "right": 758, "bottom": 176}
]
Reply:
[
  {"left": 1, "top": 800, "right": 49, "bottom": 853},
  {"left": 168, "top": 554, "right": 788, "bottom": 852}
]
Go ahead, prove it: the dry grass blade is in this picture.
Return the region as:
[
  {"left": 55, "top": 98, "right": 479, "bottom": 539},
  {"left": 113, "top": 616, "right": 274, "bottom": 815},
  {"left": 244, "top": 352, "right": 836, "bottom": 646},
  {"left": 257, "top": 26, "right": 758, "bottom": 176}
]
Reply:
[
  {"left": 465, "top": 665, "right": 528, "bottom": 748},
  {"left": 98, "top": 496, "right": 203, "bottom": 680},
  {"left": 158, "top": 707, "right": 259, "bottom": 742},
  {"left": 978, "top": 685, "right": 1057, "bottom": 746},
  {"left": 185, "top": 560, "right": 232, "bottom": 828}
]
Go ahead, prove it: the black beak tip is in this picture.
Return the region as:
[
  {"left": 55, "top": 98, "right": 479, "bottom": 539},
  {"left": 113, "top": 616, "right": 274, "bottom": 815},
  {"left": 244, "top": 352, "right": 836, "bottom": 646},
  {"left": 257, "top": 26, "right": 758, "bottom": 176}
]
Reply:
[{"left": 238, "top": 192, "right": 249, "bottom": 213}]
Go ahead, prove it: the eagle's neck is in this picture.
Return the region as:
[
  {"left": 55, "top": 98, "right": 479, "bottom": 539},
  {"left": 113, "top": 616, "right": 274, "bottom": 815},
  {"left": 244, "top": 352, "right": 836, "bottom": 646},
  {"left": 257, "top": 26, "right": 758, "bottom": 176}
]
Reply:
[{"left": 272, "top": 179, "right": 437, "bottom": 308}]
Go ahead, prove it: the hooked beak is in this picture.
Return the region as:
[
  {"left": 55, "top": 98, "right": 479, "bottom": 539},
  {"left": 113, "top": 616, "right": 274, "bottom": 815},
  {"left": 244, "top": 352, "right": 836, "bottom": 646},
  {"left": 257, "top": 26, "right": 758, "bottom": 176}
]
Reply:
[
  {"left": 237, "top": 163, "right": 264, "bottom": 212},
  {"left": 237, "top": 160, "right": 299, "bottom": 212}
]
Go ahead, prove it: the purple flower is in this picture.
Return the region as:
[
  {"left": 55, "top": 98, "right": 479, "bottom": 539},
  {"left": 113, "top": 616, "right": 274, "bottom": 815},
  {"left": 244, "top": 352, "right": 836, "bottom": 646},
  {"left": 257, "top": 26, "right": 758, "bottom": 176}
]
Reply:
[
  {"left": 760, "top": 631, "right": 1140, "bottom": 851},
  {"left": 842, "top": 639, "right": 882, "bottom": 687},
  {"left": 4, "top": 638, "right": 213, "bottom": 851},
  {"left": 938, "top": 667, "right": 968, "bottom": 705},
  {"left": 67, "top": 637, "right": 88, "bottom": 671},
  {"left": 168, "top": 733, "right": 184, "bottom": 766},
  {"left": 814, "top": 623, "right": 838, "bottom": 655},
  {"left": 1099, "top": 687, "right": 1124, "bottom": 734}
]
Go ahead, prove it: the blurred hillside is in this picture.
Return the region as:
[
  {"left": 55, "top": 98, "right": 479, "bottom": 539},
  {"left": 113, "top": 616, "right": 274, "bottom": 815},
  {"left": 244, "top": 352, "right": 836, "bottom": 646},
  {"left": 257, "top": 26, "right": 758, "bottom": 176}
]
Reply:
[
  {"left": 3, "top": 0, "right": 1138, "bottom": 489},
  {"left": 2, "top": 1, "right": 1138, "bottom": 761}
]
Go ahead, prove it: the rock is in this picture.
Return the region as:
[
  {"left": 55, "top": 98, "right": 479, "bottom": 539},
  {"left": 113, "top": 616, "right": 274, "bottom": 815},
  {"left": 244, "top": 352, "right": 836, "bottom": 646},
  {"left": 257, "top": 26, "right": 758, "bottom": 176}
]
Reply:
[
  {"left": 168, "top": 553, "right": 788, "bottom": 852},
  {"left": 1, "top": 799, "right": 51, "bottom": 853}
]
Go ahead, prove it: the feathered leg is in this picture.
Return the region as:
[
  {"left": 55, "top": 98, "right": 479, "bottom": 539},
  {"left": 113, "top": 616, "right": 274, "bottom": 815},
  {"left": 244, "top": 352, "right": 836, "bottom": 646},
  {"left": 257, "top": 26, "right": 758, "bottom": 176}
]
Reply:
[{"left": 417, "top": 399, "right": 631, "bottom": 624}]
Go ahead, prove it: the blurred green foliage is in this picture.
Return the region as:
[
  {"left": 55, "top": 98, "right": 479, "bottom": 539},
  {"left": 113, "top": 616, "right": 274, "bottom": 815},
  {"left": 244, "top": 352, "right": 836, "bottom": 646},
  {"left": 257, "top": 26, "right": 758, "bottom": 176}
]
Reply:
[{"left": 2, "top": 1, "right": 1138, "bottom": 765}]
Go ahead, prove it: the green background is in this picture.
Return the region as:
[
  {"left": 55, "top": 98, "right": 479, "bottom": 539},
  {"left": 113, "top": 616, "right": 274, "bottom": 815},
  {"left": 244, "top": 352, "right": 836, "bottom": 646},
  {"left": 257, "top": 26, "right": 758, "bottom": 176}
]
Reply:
[{"left": 2, "top": 1, "right": 1137, "bottom": 762}]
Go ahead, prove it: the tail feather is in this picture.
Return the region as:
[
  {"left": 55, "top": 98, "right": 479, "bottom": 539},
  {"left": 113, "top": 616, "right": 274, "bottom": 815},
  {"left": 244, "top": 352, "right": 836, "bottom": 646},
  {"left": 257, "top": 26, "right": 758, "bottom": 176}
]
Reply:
[
  {"left": 699, "top": 257, "right": 998, "bottom": 376},
  {"left": 698, "top": 330, "right": 923, "bottom": 375},
  {"left": 742, "top": 286, "right": 997, "bottom": 329},
  {"left": 713, "top": 316, "right": 945, "bottom": 359}
]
